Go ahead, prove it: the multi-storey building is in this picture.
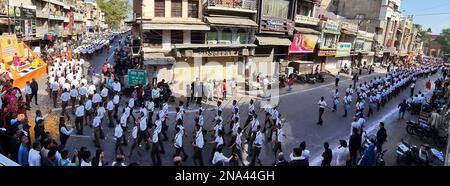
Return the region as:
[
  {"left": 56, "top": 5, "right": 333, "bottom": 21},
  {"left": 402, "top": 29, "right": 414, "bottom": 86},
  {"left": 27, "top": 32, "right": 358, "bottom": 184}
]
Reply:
[
  {"left": 322, "top": 0, "right": 402, "bottom": 65},
  {"left": 7, "top": 0, "right": 37, "bottom": 41}
]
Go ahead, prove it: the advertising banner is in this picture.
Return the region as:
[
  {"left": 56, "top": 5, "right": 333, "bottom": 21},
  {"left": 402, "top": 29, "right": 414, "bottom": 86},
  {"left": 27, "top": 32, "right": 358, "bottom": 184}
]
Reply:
[
  {"left": 336, "top": 42, "right": 352, "bottom": 57},
  {"left": 289, "top": 34, "right": 319, "bottom": 54}
]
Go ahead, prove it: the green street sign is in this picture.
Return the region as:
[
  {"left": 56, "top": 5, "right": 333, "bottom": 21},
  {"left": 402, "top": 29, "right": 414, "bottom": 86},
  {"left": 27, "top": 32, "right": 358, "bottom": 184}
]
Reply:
[{"left": 128, "top": 69, "right": 148, "bottom": 86}]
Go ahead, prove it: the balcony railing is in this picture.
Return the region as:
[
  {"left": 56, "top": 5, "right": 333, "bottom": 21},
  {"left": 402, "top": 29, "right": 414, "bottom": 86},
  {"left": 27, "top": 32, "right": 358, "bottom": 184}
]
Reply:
[
  {"left": 295, "top": 14, "right": 320, "bottom": 25},
  {"left": 207, "top": 0, "right": 257, "bottom": 11}
]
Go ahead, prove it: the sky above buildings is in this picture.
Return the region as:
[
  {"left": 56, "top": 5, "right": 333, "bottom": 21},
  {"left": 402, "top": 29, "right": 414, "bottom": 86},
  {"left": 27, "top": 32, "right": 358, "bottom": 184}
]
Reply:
[{"left": 402, "top": 0, "right": 450, "bottom": 35}]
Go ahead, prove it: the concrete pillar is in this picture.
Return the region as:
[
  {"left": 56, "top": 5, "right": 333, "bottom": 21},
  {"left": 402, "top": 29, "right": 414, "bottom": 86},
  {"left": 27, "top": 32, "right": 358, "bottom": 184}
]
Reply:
[
  {"left": 147, "top": 0, "right": 155, "bottom": 18},
  {"left": 165, "top": 0, "right": 171, "bottom": 18},
  {"left": 183, "top": 30, "right": 191, "bottom": 44},
  {"left": 163, "top": 30, "right": 171, "bottom": 50},
  {"left": 182, "top": 0, "right": 188, "bottom": 18}
]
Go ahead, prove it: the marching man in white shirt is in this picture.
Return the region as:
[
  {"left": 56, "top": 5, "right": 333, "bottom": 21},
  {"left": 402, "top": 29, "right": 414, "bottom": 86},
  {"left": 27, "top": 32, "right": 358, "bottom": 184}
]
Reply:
[
  {"left": 106, "top": 98, "right": 115, "bottom": 128},
  {"left": 114, "top": 123, "right": 124, "bottom": 155},
  {"left": 250, "top": 125, "right": 264, "bottom": 166},
  {"left": 192, "top": 123, "right": 204, "bottom": 166},
  {"left": 25, "top": 81, "right": 32, "bottom": 109},
  {"left": 173, "top": 126, "right": 188, "bottom": 162},
  {"left": 75, "top": 103, "right": 85, "bottom": 135},
  {"left": 317, "top": 96, "right": 329, "bottom": 125},
  {"left": 60, "top": 89, "right": 71, "bottom": 120},
  {"left": 70, "top": 85, "right": 79, "bottom": 113}
]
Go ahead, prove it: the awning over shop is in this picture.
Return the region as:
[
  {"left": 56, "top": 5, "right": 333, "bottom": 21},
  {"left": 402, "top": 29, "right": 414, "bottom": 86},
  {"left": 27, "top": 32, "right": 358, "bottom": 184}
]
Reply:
[
  {"left": 143, "top": 23, "right": 210, "bottom": 30},
  {"left": 294, "top": 27, "right": 321, "bottom": 35},
  {"left": 341, "top": 29, "right": 357, "bottom": 36},
  {"left": 174, "top": 43, "right": 256, "bottom": 49},
  {"left": 205, "top": 16, "right": 258, "bottom": 27},
  {"left": 291, "top": 60, "right": 314, "bottom": 64},
  {"left": 143, "top": 53, "right": 176, "bottom": 65},
  {"left": 256, "top": 36, "right": 291, "bottom": 46}
]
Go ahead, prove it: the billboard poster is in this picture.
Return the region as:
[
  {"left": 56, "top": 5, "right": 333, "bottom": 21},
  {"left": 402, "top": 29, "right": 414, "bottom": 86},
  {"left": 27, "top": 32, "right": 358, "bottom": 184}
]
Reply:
[
  {"left": 289, "top": 34, "right": 319, "bottom": 54},
  {"left": 335, "top": 42, "right": 352, "bottom": 57}
]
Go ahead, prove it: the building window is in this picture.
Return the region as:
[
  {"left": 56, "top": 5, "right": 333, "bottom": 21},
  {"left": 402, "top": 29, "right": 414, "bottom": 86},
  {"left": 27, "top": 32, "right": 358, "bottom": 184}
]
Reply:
[
  {"left": 322, "top": 34, "right": 337, "bottom": 48},
  {"left": 263, "top": 0, "right": 293, "bottom": 19},
  {"left": 191, "top": 31, "right": 204, "bottom": 44},
  {"left": 144, "top": 30, "right": 163, "bottom": 48},
  {"left": 221, "top": 31, "right": 232, "bottom": 43},
  {"left": 171, "top": 30, "right": 184, "bottom": 44},
  {"left": 297, "top": 2, "right": 313, "bottom": 17},
  {"left": 188, "top": 0, "right": 198, "bottom": 18},
  {"left": 207, "top": 31, "right": 218, "bottom": 43},
  {"left": 236, "top": 32, "right": 248, "bottom": 44},
  {"left": 172, "top": 0, "right": 182, "bottom": 17},
  {"left": 155, "top": 0, "right": 165, "bottom": 17}
]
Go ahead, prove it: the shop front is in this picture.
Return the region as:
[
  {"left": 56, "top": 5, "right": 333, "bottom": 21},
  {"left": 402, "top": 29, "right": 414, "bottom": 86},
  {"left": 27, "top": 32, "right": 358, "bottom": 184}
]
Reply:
[
  {"left": 254, "top": 36, "right": 291, "bottom": 78},
  {"left": 335, "top": 42, "right": 352, "bottom": 70},
  {"left": 287, "top": 33, "right": 320, "bottom": 75},
  {"left": 172, "top": 45, "right": 254, "bottom": 96},
  {"left": 316, "top": 20, "right": 340, "bottom": 72}
]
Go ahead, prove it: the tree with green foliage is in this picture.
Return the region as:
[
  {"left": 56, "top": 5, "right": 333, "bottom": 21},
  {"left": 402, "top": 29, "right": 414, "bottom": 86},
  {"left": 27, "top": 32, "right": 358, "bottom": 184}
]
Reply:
[
  {"left": 97, "top": 0, "right": 131, "bottom": 29},
  {"left": 437, "top": 28, "right": 450, "bottom": 55}
]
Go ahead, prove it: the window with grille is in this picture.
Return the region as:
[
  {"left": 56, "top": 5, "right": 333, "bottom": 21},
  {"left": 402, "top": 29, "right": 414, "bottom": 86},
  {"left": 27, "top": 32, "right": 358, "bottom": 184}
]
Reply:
[
  {"left": 144, "top": 30, "right": 163, "bottom": 48},
  {"left": 172, "top": 0, "right": 182, "bottom": 17},
  {"left": 191, "top": 31, "right": 204, "bottom": 44},
  {"left": 188, "top": 0, "right": 199, "bottom": 18},
  {"left": 155, "top": 0, "right": 165, "bottom": 17},
  {"left": 171, "top": 30, "right": 184, "bottom": 44}
]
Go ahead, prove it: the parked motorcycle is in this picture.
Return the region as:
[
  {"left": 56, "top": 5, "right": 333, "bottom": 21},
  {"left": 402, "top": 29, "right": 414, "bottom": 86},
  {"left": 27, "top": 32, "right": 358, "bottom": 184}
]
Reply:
[
  {"left": 298, "top": 74, "right": 316, "bottom": 84},
  {"left": 405, "top": 120, "right": 448, "bottom": 148},
  {"left": 396, "top": 140, "right": 444, "bottom": 166}
]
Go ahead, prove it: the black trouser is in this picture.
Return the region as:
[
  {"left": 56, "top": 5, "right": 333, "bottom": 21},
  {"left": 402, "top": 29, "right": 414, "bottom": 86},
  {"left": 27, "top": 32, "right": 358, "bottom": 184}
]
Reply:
[
  {"left": 244, "top": 115, "right": 252, "bottom": 129},
  {"left": 52, "top": 91, "right": 58, "bottom": 107},
  {"left": 350, "top": 149, "right": 358, "bottom": 166},
  {"left": 25, "top": 94, "right": 31, "bottom": 108},
  {"left": 232, "top": 145, "right": 244, "bottom": 166},
  {"left": 335, "top": 78, "right": 339, "bottom": 87},
  {"left": 273, "top": 141, "right": 282, "bottom": 157},
  {"left": 410, "top": 88, "right": 414, "bottom": 97},
  {"left": 85, "top": 110, "right": 93, "bottom": 126},
  {"left": 250, "top": 146, "right": 262, "bottom": 166},
  {"left": 115, "top": 136, "right": 124, "bottom": 154},
  {"left": 121, "top": 126, "right": 128, "bottom": 145},
  {"left": 80, "top": 95, "right": 86, "bottom": 105},
  {"left": 158, "top": 133, "right": 165, "bottom": 153},
  {"left": 175, "top": 147, "right": 188, "bottom": 161},
  {"left": 377, "top": 102, "right": 381, "bottom": 112},
  {"left": 61, "top": 101, "right": 70, "bottom": 120},
  {"left": 32, "top": 91, "right": 38, "bottom": 105},
  {"left": 71, "top": 97, "right": 77, "bottom": 113},
  {"left": 193, "top": 147, "right": 204, "bottom": 166},
  {"left": 135, "top": 130, "right": 150, "bottom": 150},
  {"left": 161, "top": 121, "right": 168, "bottom": 140},
  {"left": 114, "top": 105, "right": 119, "bottom": 119},
  {"left": 60, "top": 134, "right": 69, "bottom": 148},
  {"left": 151, "top": 142, "right": 161, "bottom": 165},
  {"left": 75, "top": 116, "right": 84, "bottom": 134},
  {"left": 152, "top": 78, "right": 157, "bottom": 86},
  {"left": 367, "top": 107, "right": 374, "bottom": 117},
  {"left": 376, "top": 141, "right": 383, "bottom": 154},
  {"left": 318, "top": 108, "right": 324, "bottom": 124},
  {"left": 107, "top": 110, "right": 114, "bottom": 128},
  {"left": 93, "top": 127, "right": 101, "bottom": 147}
]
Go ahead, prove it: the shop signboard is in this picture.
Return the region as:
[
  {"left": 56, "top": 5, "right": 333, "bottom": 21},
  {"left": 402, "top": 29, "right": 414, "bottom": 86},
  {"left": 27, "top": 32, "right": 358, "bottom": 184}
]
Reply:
[
  {"left": 128, "top": 69, "right": 148, "bottom": 86},
  {"left": 289, "top": 34, "right": 319, "bottom": 54},
  {"left": 318, "top": 50, "right": 336, "bottom": 57},
  {"left": 336, "top": 42, "right": 352, "bottom": 57}
]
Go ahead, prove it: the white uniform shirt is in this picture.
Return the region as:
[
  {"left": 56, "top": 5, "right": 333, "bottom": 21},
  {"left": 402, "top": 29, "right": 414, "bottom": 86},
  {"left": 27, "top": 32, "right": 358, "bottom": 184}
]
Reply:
[
  {"left": 100, "top": 88, "right": 108, "bottom": 98},
  {"left": 254, "top": 131, "right": 264, "bottom": 148},
  {"left": 114, "top": 125, "right": 123, "bottom": 139},
  {"left": 92, "top": 116, "right": 101, "bottom": 128},
  {"left": 113, "top": 95, "right": 120, "bottom": 105},
  {"left": 60, "top": 92, "right": 70, "bottom": 102},
  {"left": 85, "top": 99, "right": 92, "bottom": 111},
  {"left": 70, "top": 88, "right": 79, "bottom": 98},
  {"left": 107, "top": 100, "right": 114, "bottom": 111},
  {"left": 318, "top": 100, "right": 327, "bottom": 108},
  {"left": 174, "top": 131, "right": 183, "bottom": 148},
  {"left": 75, "top": 105, "right": 85, "bottom": 117},
  {"left": 195, "top": 129, "right": 204, "bottom": 148},
  {"left": 92, "top": 93, "right": 102, "bottom": 103}
]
